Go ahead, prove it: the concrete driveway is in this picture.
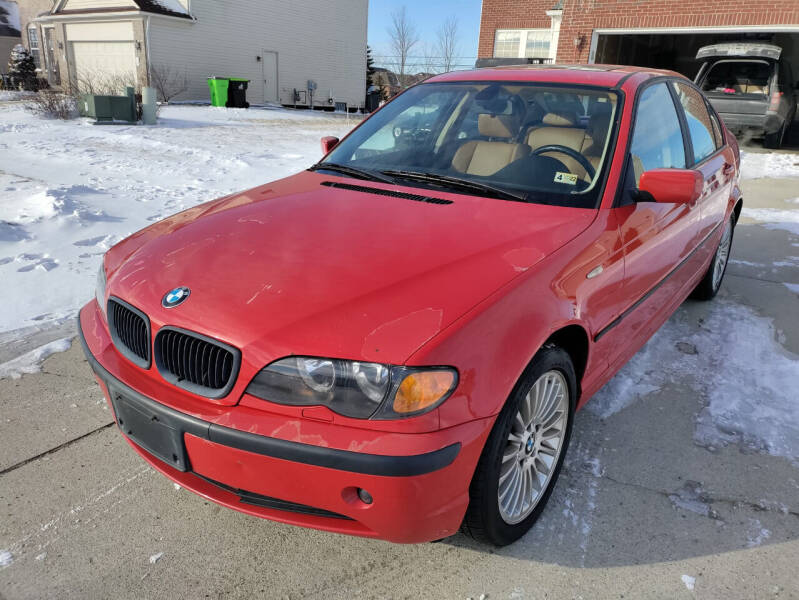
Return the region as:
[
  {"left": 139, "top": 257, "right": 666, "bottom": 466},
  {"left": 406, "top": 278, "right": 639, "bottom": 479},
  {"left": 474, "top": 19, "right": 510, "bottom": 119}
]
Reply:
[{"left": 1, "top": 146, "right": 798, "bottom": 599}]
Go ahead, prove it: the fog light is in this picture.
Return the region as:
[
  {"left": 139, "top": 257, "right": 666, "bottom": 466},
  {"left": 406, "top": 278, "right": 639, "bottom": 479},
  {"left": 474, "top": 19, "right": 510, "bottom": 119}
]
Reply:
[{"left": 357, "top": 488, "right": 373, "bottom": 504}]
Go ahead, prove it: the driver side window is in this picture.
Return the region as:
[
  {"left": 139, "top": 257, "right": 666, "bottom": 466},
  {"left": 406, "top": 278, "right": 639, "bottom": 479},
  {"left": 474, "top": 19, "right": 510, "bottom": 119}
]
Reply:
[{"left": 629, "top": 83, "right": 686, "bottom": 186}]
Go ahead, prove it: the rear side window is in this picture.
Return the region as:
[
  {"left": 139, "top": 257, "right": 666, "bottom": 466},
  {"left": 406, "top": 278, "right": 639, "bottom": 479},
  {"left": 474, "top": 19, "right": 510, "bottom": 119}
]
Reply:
[
  {"left": 629, "top": 82, "right": 686, "bottom": 186},
  {"left": 701, "top": 60, "right": 771, "bottom": 95},
  {"left": 708, "top": 105, "right": 724, "bottom": 148},
  {"left": 671, "top": 82, "right": 717, "bottom": 163}
]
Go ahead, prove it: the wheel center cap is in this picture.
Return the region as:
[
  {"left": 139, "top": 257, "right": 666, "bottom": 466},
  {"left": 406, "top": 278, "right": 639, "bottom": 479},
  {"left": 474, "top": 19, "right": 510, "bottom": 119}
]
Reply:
[{"left": 525, "top": 437, "right": 535, "bottom": 454}]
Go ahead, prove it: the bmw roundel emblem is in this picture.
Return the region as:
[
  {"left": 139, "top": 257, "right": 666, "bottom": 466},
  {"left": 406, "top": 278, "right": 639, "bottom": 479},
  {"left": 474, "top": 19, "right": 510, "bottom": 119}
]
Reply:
[{"left": 162, "top": 286, "right": 190, "bottom": 308}]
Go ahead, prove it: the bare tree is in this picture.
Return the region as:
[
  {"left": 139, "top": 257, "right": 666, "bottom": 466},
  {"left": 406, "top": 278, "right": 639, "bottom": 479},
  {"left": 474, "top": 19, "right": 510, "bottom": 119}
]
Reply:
[
  {"left": 420, "top": 43, "right": 439, "bottom": 76},
  {"left": 74, "top": 70, "right": 138, "bottom": 96},
  {"left": 436, "top": 16, "right": 459, "bottom": 73},
  {"left": 149, "top": 63, "right": 189, "bottom": 103},
  {"left": 387, "top": 6, "right": 419, "bottom": 87}
]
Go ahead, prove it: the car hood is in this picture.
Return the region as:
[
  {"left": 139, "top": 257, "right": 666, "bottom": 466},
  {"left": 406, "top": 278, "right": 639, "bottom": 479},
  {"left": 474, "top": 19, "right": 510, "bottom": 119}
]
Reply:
[{"left": 106, "top": 172, "right": 595, "bottom": 365}]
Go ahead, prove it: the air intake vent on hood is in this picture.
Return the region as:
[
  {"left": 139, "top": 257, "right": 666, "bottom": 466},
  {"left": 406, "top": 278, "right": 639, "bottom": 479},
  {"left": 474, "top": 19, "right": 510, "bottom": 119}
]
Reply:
[{"left": 320, "top": 181, "right": 453, "bottom": 205}]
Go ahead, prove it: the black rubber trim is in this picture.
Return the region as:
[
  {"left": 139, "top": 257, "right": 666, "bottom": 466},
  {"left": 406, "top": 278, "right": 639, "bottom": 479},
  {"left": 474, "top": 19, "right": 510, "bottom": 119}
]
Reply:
[
  {"left": 77, "top": 321, "right": 461, "bottom": 477},
  {"left": 610, "top": 70, "right": 640, "bottom": 90},
  {"left": 194, "top": 474, "right": 355, "bottom": 520},
  {"left": 320, "top": 180, "right": 453, "bottom": 204},
  {"left": 593, "top": 220, "right": 722, "bottom": 342}
]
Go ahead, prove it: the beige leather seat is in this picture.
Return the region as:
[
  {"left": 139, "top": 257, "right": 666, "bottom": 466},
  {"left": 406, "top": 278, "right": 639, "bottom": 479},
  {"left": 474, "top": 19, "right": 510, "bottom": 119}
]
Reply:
[
  {"left": 525, "top": 111, "right": 592, "bottom": 182},
  {"left": 451, "top": 114, "right": 530, "bottom": 176},
  {"left": 582, "top": 109, "right": 612, "bottom": 173}
]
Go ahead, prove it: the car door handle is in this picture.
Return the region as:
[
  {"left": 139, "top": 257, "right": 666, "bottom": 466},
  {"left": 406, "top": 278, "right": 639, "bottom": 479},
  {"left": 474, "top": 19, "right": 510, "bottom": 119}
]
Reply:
[{"left": 723, "top": 163, "right": 735, "bottom": 175}]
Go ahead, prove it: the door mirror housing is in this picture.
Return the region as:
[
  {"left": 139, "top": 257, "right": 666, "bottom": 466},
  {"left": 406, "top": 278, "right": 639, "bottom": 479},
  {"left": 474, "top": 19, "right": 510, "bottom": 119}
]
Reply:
[
  {"left": 637, "top": 168, "right": 703, "bottom": 204},
  {"left": 321, "top": 136, "right": 340, "bottom": 155}
]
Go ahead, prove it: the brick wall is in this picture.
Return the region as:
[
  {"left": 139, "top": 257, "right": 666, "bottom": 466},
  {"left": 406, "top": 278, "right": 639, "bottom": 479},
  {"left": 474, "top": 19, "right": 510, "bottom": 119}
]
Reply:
[
  {"left": 477, "top": 0, "right": 556, "bottom": 57},
  {"left": 478, "top": 0, "right": 799, "bottom": 63}
]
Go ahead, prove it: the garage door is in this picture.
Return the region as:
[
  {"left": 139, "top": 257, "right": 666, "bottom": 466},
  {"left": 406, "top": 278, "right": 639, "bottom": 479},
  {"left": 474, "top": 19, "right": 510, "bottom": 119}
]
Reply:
[
  {"left": 71, "top": 41, "right": 137, "bottom": 92},
  {"left": 591, "top": 30, "right": 799, "bottom": 80}
]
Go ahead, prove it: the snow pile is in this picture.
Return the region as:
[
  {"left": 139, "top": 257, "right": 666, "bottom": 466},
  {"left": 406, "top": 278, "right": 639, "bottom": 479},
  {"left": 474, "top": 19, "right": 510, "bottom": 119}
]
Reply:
[
  {"left": 0, "top": 338, "right": 72, "bottom": 379},
  {"left": 0, "top": 103, "right": 356, "bottom": 363},
  {"left": 739, "top": 150, "right": 799, "bottom": 180},
  {"left": 669, "top": 481, "right": 719, "bottom": 519},
  {"left": 589, "top": 300, "right": 799, "bottom": 465},
  {"left": 741, "top": 207, "right": 799, "bottom": 236},
  {"left": 745, "top": 518, "right": 771, "bottom": 548}
]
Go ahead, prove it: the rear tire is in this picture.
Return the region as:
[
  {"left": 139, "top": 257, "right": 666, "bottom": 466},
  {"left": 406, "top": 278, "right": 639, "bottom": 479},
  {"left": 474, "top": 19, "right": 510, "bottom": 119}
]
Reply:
[
  {"left": 691, "top": 214, "right": 734, "bottom": 301},
  {"left": 763, "top": 122, "right": 786, "bottom": 149},
  {"left": 461, "top": 344, "right": 576, "bottom": 546}
]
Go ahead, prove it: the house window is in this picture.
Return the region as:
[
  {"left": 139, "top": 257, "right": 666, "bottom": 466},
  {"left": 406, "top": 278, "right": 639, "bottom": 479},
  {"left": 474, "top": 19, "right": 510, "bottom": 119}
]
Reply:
[
  {"left": 524, "top": 30, "right": 551, "bottom": 58},
  {"left": 28, "top": 26, "right": 42, "bottom": 70},
  {"left": 494, "top": 30, "right": 522, "bottom": 58},
  {"left": 494, "top": 29, "right": 552, "bottom": 59}
]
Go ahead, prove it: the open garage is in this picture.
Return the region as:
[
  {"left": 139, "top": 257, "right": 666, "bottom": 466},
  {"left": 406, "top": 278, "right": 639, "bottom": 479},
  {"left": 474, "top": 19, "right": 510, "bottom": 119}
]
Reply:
[{"left": 589, "top": 27, "right": 799, "bottom": 80}]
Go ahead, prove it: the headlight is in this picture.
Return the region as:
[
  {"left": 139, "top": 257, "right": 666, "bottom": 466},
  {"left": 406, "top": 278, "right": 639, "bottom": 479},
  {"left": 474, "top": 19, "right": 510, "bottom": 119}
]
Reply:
[
  {"left": 245, "top": 357, "right": 457, "bottom": 420},
  {"left": 95, "top": 262, "right": 107, "bottom": 318}
]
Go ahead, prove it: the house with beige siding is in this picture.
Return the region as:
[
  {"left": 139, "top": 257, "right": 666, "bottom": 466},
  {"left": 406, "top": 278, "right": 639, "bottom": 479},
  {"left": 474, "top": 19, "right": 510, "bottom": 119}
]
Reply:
[{"left": 21, "top": 0, "right": 368, "bottom": 109}]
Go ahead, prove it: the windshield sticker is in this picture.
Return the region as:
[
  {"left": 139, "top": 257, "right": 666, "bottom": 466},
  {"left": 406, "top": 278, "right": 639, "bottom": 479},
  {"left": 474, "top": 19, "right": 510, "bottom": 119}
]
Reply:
[{"left": 554, "top": 172, "right": 578, "bottom": 186}]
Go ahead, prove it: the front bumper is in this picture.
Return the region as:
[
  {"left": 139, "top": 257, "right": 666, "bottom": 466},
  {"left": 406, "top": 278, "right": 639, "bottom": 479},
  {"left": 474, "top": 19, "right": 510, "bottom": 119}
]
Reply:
[{"left": 78, "top": 302, "right": 491, "bottom": 543}]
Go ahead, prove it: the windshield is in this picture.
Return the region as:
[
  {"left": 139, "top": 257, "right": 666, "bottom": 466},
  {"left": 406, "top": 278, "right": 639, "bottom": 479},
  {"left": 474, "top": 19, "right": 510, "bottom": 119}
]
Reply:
[
  {"left": 320, "top": 82, "right": 620, "bottom": 208},
  {"left": 701, "top": 60, "right": 773, "bottom": 96}
]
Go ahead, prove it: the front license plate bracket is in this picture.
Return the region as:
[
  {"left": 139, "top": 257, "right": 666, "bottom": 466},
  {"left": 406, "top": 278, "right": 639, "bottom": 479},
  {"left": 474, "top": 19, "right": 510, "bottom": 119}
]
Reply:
[{"left": 110, "top": 388, "right": 191, "bottom": 472}]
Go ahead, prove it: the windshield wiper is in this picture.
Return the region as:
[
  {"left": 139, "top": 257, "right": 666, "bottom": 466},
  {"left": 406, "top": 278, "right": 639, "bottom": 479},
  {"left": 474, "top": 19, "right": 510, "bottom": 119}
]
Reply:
[
  {"left": 308, "top": 162, "right": 396, "bottom": 184},
  {"left": 381, "top": 170, "right": 529, "bottom": 203}
]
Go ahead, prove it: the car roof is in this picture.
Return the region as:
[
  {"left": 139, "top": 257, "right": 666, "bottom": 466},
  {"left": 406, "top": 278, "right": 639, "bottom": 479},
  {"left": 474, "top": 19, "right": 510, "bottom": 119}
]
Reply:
[{"left": 425, "top": 64, "right": 687, "bottom": 88}]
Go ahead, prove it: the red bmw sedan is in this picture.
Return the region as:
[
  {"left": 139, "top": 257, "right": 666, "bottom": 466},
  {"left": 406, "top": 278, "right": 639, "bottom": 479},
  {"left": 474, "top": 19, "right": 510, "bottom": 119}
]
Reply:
[{"left": 79, "top": 65, "right": 741, "bottom": 546}]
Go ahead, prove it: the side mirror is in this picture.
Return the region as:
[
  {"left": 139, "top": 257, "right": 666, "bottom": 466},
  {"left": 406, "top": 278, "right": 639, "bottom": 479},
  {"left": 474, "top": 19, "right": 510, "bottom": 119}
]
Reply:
[
  {"left": 637, "top": 168, "right": 703, "bottom": 204},
  {"left": 321, "top": 136, "right": 339, "bottom": 155}
]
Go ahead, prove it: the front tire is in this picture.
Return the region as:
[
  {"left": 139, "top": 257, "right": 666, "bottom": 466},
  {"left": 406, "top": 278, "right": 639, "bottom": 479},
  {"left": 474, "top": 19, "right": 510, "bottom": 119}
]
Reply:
[
  {"left": 461, "top": 345, "right": 576, "bottom": 546},
  {"left": 691, "top": 214, "right": 734, "bottom": 301}
]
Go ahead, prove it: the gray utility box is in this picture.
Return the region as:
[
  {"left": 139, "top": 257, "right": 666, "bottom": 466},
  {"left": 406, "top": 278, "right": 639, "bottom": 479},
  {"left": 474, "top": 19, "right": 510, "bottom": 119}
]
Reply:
[{"left": 79, "top": 94, "right": 136, "bottom": 122}]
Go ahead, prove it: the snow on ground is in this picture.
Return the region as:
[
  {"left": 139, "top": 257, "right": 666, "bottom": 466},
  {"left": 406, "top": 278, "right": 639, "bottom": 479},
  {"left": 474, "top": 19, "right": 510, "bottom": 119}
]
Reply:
[
  {"left": 739, "top": 150, "right": 799, "bottom": 180},
  {"left": 0, "top": 103, "right": 357, "bottom": 363},
  {"left": 0, "top": 91, "right": 34, "bottom": 102},
  {"left": 0, "top": 338, "right": 72, "bottom": 379},
  {"left": 589, "top": 299, "right": 799, "bottom": 465},
  {"left": 741, "top": 207, "right": 799, "bottom": 236}
]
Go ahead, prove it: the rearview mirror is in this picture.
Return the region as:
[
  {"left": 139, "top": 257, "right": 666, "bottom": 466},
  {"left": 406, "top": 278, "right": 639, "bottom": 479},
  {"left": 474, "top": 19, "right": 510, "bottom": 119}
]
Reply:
[
  {"left": 321, "top": 136, "right": 339, "bottom": 155},
  {"left": 637, "top": 168, "right": 703, "bottom": 204}
]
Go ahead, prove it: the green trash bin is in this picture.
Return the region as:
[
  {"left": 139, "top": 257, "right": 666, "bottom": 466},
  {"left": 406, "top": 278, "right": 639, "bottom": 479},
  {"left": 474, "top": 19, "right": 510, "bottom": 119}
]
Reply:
[{"left": 208, "top": 77, "right": 229, "bottom": 107}]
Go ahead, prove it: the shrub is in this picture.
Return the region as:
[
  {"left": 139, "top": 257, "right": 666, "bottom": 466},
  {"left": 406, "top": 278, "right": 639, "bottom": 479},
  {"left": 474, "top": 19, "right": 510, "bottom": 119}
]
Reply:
[
  {"left": 149, "top": 63, "right": 188, "bottom": 103},
  {"left": 7, "top": 44, "right": 37, "bottom": 91},
  {"left": 27, "top": 90, "right": 77, "bottom": 120}
]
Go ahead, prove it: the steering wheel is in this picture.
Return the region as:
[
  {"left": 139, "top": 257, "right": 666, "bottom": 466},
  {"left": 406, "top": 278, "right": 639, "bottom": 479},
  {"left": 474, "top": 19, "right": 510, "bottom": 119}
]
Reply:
[{"left": 531, "top": 144, "right": 596, "bottom": 181}]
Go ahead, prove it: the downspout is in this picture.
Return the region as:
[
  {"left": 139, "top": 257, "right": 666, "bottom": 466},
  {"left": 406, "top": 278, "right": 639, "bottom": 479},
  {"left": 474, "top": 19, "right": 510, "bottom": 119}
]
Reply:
[{"left": 145, "top": 15, "right": 151, "bottom": 85}]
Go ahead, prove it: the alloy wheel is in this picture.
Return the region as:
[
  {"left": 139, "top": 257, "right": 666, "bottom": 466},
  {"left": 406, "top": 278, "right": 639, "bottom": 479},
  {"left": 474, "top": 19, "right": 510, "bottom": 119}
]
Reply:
[
  {"left": 712, "top": 219, "right": 733, "bottom": 291},
  {"left": 498, "top": 370, "right": 569, "bottom": 524}
]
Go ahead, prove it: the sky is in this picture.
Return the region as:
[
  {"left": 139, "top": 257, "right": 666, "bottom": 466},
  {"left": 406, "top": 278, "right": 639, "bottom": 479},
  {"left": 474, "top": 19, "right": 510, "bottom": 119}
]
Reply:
[{"left": 367, "top": 0, "right": 483, "bottom": 72}]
